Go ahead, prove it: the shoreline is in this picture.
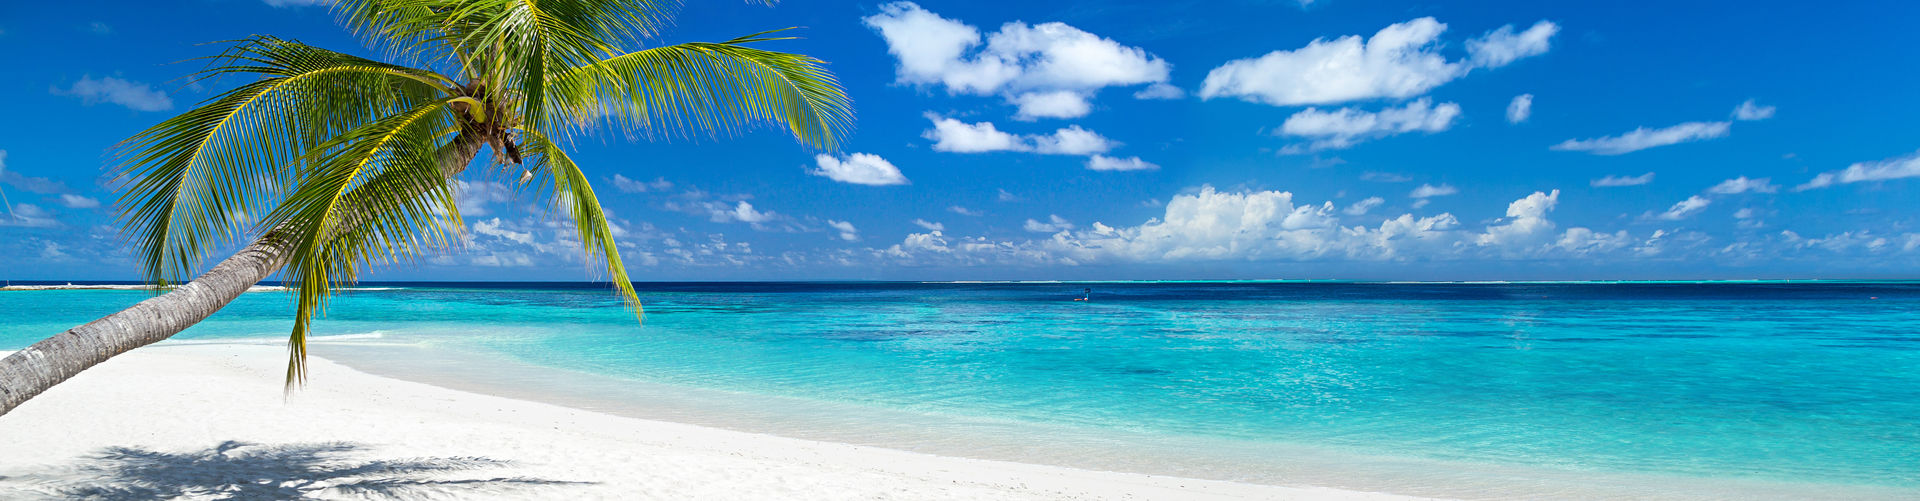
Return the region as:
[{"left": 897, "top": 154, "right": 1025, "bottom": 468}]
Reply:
[{"left": 0, "top": 344, "right": 1411, "bottom": 500}]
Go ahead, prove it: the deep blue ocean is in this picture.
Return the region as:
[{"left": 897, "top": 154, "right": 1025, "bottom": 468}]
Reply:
[{"left": 3, "top": 281, "right": 1917, "bottom": 499}]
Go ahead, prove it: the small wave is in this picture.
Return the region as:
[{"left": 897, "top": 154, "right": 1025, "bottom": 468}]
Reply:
[{"left": 160, "top": 331, "right": 389, "bottom": 346}]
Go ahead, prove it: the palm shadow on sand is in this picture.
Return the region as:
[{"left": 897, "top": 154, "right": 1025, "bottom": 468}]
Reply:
[{"left": 1, "top": 440, "right": 591, "bottom": 500}]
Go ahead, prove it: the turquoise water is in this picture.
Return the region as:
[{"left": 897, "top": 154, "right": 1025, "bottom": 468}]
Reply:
[{"left": 3, "top": 282, "right": 1918, "bottom": 498}]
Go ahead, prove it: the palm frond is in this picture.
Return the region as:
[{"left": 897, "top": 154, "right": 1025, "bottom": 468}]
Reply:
[
  {"left": 116, "top": 36, "right": 456, "bottom": 284},
  {"left": 257, "top": 100, "right": 465, "bottom": 387},
  {"left": 518, "top": 128, "right": 642, "bottom": 320},
  {"left": 548, "top": 31, "right": 854, "bottom": 149}
]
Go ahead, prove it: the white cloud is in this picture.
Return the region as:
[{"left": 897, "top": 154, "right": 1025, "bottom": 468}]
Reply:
[
  {"left": 811, "top": 153, "right": 909, "bottom": 186},
  {"left": 924, "top": 115, "right": 1027, "bottom": 152},
  {"left": 1705, "top": 176, "right": 1777, "bottom": 195},
  {"left": 997, "top": 189, "right": 1020, "bottom": 202},
  {"left": 1409, "top": 183, "right": 1458, "bottom": 198},
  {"left": 1277, "top": 98, "right": 1460, "bottom": 151},
  {"left": 1654, "top": 195, "right": 1711, "bottom": 221},
  {"left": 1796, "top": 150, "right": 1920, "bottom": 191},
  {"left": 1085, "top": 155, "right": 1158, "bottom": 171},
  {"left": 454, "top": 180, "right": 513, "bottom": 216},
  {"left": 57, "top": 194, "right": 100, "bottom": 209},
  {"left": 1551, "top": 121, "right": 1731, "bottom": 155},
  {"left": 1200, "top": 18, "right": 1555, "bottom": 106},
  {"left": 923, "top": 115, "right": 1114, "bottom": 156},
  {"left": 1506, "top": 94, "right": 1533, "bottom": 123},
  {"left": 39, "top": 241, "right": 70, "bottom": 260},
  {"left": 826, "top": 220, "right": 860, "bottom": 241},
  {"left": 1132, "top": 83, "right": 1185, "bottom": 100},
  {"left": 873, "top": 186, "right": 1770, "bottom": 267},
  {"left": 1361, "top": 171, "right": 1412, "bottom": 183},
  {"left": 1592, "top": 172, "right": 1655, "bottom": 187},
  {"left": 55, "top": 75, "right": 173, "bottom": 112},
  {"left": 1732, "top": 99, "right": 1776, "bottom": 121},
  {"left": 1465, "top": 21, "right": 1561, "bottom": 69},
  {"left": 912, "top": 218, "right": 945, "bottom": 231},
  {"left": 864, "top": 2, "right": 1169, "bottom": 117},
  {"left": 1343, "top": 196, "right": 1384, "bottom": 216},
  {"left": 1734, "top": 207, "right": 1766, "bottom": 229},
  {"left": 472, "top": 217, "right": 534, "bottom": 245},
  {"left": 611, "top": 174, "right": 671, "bottom": 193},
  {"left": 1477, "top": 190, "right": 1559, "bottom": 248},
  {"left": 1030, "top": 125, "right": 1115, "bottom": 155},
  {"left": 1011, "top": 91, "right": 1092, "bottom": 120},
  {"left": 948, "top": 205, "right": 983, "bottom": 216},
  {"left": 1023, "top": 214, "right": 1075, "bottom": 233},
  {"left": 721, "top": 201, "right": 777, "bottom": 224},
  {"left": 0, "top": 203, "right": 60, "bottom": 227}
]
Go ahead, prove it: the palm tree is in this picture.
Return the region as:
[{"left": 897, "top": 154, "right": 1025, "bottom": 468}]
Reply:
[{"left": 0, "top": 0, "right": 850, "bottom": 416}]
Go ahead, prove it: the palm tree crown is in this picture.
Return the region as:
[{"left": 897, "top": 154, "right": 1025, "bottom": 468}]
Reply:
[{"left": 114, "top": 0, "right": 852, "bottom": 386}]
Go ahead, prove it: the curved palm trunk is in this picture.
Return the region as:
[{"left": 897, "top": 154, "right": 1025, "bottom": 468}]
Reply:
[{"left": 0, "top": 135, "right": 482, "bottom": 418}]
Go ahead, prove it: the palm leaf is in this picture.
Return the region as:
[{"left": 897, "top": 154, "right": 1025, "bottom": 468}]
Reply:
[
  {"left": 548, "top": 31, "right": 853, "bottom": 149},
  {"left": 518, "top": 128, "right": 642, "bottom": 319},
  {"left": 116, "top": 36, "right": 455, "bottom": 284},
  {"left": 258, "top": 100, "right": 464, "bottom": 387}
]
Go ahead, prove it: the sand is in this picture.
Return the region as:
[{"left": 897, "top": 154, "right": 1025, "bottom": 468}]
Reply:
[{"left": 0, "top": 344, "right": 1421, "bottom": 500}]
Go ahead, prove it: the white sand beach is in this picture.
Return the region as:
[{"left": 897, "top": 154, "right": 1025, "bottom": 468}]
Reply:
[{"left": 0, "top": 344, "right": 1418, "bottom": 500}]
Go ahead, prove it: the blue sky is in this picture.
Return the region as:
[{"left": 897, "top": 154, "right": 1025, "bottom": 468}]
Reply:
[{"left": 2, "top": 0, "right": 1919, "bottom": 281}]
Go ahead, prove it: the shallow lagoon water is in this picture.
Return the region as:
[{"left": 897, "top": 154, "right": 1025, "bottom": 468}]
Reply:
[{"left": 4, "top": 281, "right": 1917, "bottom": 499}]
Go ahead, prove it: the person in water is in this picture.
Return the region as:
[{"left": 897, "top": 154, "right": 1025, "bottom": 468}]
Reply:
[{"left": 1076, "top": 288, "right": 1091, "bottom": 301}]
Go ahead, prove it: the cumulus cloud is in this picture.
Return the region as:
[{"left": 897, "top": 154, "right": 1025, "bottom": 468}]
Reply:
[
  {"left": 1343, "top": 196, "right": 1384, "bottom": 215},
  {"left": 872, "top": 186, "right": 1786, "bottom": 267},
  {"left": 57, "top": 194, "right": 99, "bottom": 209},
  {"left": 923, "top": 115, "right": 1115, "bottom": 156},
  {"left": 811, "top": 153, "right": 910, "bottom": 186},
  {"left": 472, "top": 217, "right": 535, "bottom": 245},
  {"left": 0, "top": 203, "right": 60, "bottom": 228},
  {"left": 1030, "top": 125, "right": 1115, "bottom": 155},
  {"left": 1010, "top": 90, "right": 1092, "bottom": 120},
  {"left": 1200, "top": 18, "right": 1556, "bottom": 106},
  {"left": 1132, "top": 83, "right": 1185, "bottom": 100},
  {"left": 912, "top": 218, "right": 945, "bottom": 231},
  {"left": 826, "top": 220, "right": 860, "bottom": 241},
  {"left": 923, "top": 115, "right": 1026, "bottom": 152},
  {"left": 1477, "top": 190, "right": 1559, "bottom": 248},
  {"left": 1085, "top": 155, "right": 1158, "bottom": 171},
  {"left": 1023, "top": 214, "right": 1075, "bottom": 233},
  {"left": 1706, "top": 176, "right": 1778, "bottom": 195},
  {"left": 1409, "top": 183, "right": 1458, "bottom": 198},
  {"left": 1796, "top": 150, "right": 1920, "bottom": 191},
  {"left": 1591, "top": 172, "right": 1655, "bottom": 187},
  {"left": 948, "top": 205, "right": 983, "bottom": 216},
  {"left": 864, "top": 2, "right": 1170, "bottom": 118},
  {"left": 1465, "top": 21, "right": 1561, "bottom": 68},
  {"left": 718, "top": 201, "right": 777, "bottom": 224},
  {"left": 1551, "top": 121, "right": 1731, "bottom": 155},
  {"left": 1507, "top": 94, "right": 1533, "bottom": 123},
  {"left": 611, "top": 174, "right": 672, "bottom": 193},
  {"left": 1277, "top": 98, "right": 1460, "bottom": 151},
  {"left": 1732, "top": 99, "right": 1776, "bottom": 121},
  {"left": 54, "top": 75, "right": 173, "bottom": 112},
  {"left": 668, "top": 197, "right": 785, "bottom": 228},
  {"left": 1653, "top": 195, "right": 1711, "bottom": 221}
]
